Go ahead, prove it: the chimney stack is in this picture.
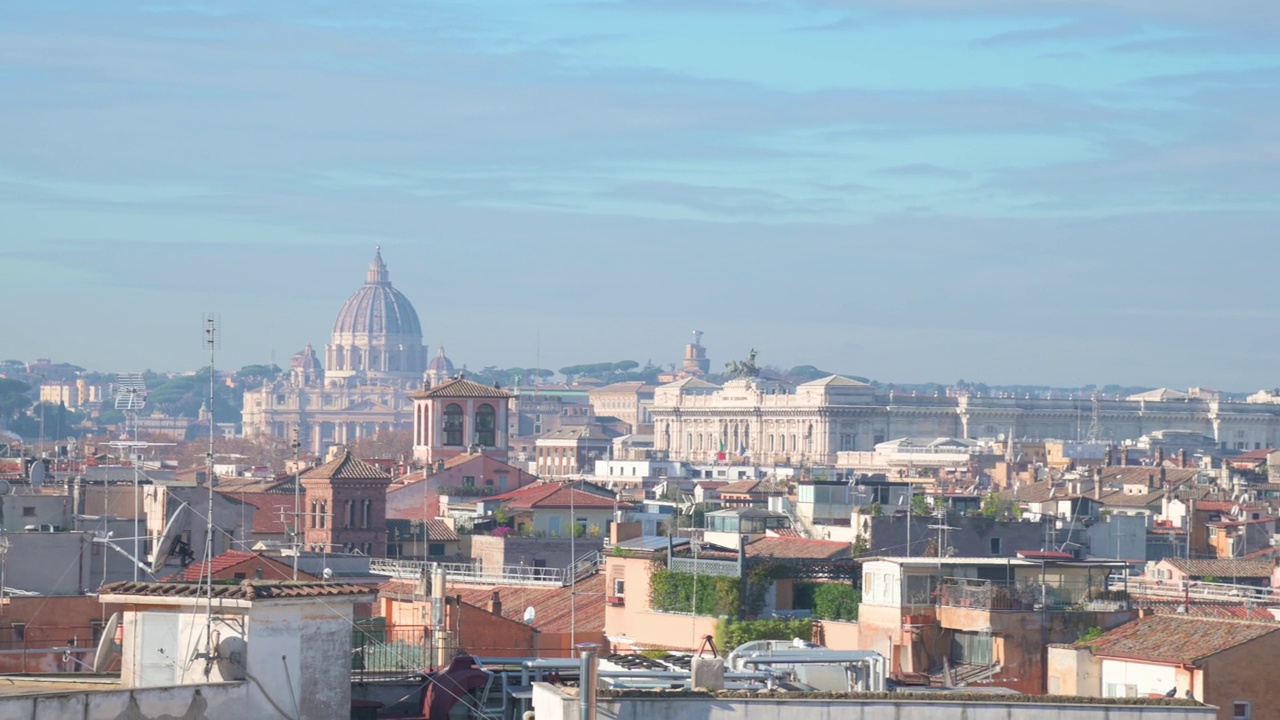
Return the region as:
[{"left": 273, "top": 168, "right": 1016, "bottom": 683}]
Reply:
[
  {"left": 1179, "top": 449, "right": 1187, "bottom": 468},
  {"left": 490, "top": 590, "right": 503, "bottom": 617},
  {"left": 1121, "top": 447, "right": 1130, "bottom": 467}
]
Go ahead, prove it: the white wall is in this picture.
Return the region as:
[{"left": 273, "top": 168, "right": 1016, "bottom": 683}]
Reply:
[
  {"left": 0, "top": 681, "right": 246, "bottom": 720},
  {"left": 1100, "top": 658, "right": 1177, "bottom": 698}
]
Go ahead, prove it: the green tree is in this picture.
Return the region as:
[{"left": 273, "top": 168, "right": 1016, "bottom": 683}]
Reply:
[
  {"left": 0, "top": 378, "right": 33, "bottom": 427},
  {"left": 910, "top": 493, "right": 931, "bottom": 517},
  {"left": 811, "top": 583, "right": 860, "bottom": 621}
]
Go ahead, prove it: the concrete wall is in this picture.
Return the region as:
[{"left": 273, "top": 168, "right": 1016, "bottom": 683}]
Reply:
[
  {"left": 1100, "top": 658, "right": 1183, "bottom": 699},
  {"left": 0, "top": 681, "right": 246, "bottom": 720},
  {"left": 531, "top": 683, "right": 1217, "bottom": 720},
  {"left": 813, "top": 620, "right": 860, "bottom": 650},
  {"left": 3, "top": 532, "right": 97, "bottom": 594},
  {"left": 471, "top": 535, "right": 603, "bottom": 572},
  {"left": 0, "top": 494, "right": 71, "bottom": 531},
  {"left": 1202, "top": 632, "right": 1280, "bottom": 720},
  {"left": 1046, "top": 645, "right": 1100, "bottom": 697},
  {"left": 604, "top": 554, "right": 719, "bottom": 652}
]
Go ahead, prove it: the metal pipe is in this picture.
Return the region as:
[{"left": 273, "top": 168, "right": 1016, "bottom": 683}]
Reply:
[{"left": 578, "top": 643, "right": 600, "bottom": 720}]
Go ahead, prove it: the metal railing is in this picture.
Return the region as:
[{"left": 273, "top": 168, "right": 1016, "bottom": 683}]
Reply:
[
  {"left": 370, "top": 554, "right": 603, "bottom": 588},
  {"left": 937, "top": 577, "right": 1129, "bottom": 612},
  {"left": 1116, "top": 576, "right": 1276, "bottom": 604},
  {"left": 352, "top": 624, "right": 429, "bottom": 680}
]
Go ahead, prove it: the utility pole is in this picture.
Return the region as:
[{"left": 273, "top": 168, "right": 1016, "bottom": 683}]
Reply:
[{"left": 291, "top": 428, "right": 301, "bottom": 581}]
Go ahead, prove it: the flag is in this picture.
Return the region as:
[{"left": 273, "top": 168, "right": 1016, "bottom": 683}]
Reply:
[{"left": 717, "top": 438, "right": 726, "bottom": 461}]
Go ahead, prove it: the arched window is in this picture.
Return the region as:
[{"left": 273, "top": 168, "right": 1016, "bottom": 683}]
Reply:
[
  {"left": 319, "top": 501, "right": 328, "bottom": 529},
  {"left": 362, "top": 499, "right": 371, "bottom": 529},
  {"left": 345, "top": 500, "right": 355, "bottom": 529},
  {"left": 310, "top": 501, "right": 318, "bottom": 528},
  {"left": 443, "top": 404, "right": 464, "bottom": 446},
  {"left": 475, "top": 404, "right": 496, "bottom": 447}
]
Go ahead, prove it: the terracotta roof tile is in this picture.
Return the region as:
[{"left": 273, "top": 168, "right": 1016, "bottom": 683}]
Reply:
[
  {"left": 302, "top": 451, "right": 391, "bottom": 482},
  {"left": 746, "top": 537, "right": 852, "bottom": 560},
  {"left": 486, "top": 482, "right": 629, "bottom": 510},
  {"left": 1082, "top": 614, "right": 1280, "bottom": 664},
  {"left": 1162, "top": 557, "right": 1275, "bottom": 579},
  {"left": 164, "top": 551, "right": 269, "bottom": 581},
  {"left": 377, "top": 575, "right": 607, "bottom": 634},
  {"left": 718, "top": 479, "right": 784, "bottom": 496},
  {"left": 412, "top": 377, "right": 512, "bottom": 399},
  {"left": 99, "top": 580, "right": 375, "bottom": 601}
]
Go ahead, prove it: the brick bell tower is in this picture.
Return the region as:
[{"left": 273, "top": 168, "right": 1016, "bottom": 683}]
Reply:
[{"left": 300, "top": 446, "right": 393, "bottom": 556}]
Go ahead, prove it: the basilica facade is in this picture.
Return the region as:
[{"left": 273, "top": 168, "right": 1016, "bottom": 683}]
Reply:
[
  {"left": 650, "top": 375, "right": 1280, "bottom": 467},
  {"left": 242, "top": 248, "right": 453, "bottom": 456}
]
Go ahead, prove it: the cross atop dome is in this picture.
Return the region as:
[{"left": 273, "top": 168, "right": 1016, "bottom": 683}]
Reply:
[{"left": 366, "top": 245, "right": 389, "bottom": 285}]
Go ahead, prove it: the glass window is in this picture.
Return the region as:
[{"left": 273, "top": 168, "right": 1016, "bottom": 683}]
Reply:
[
  {"left": 443, "top": 404, "right": 464, "bottom": 446},
  {"left": 475, "top": 404, "right": 496, "bottom": 447}
]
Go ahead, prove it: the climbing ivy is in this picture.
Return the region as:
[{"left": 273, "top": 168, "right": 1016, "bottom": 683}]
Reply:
[{"left": 649, "top": 568, "right": 741, "bottom": 617}]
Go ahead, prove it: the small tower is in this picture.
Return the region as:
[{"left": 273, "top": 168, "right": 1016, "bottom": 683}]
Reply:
[
  {"left": 411, "top": 377, "right": 512, "bottom": 466},
  {"left": 682, "top": 330, "right": 710, "bottom": 376},
  {"left": 299, "top": 447, "right": 393, "bottom": 556}
]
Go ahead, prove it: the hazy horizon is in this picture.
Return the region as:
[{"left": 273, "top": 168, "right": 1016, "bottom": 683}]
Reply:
[{"left": 3, "top": 2, "right": 1278, "bottom": 390}]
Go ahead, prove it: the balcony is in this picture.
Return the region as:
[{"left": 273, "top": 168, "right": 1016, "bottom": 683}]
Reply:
[{"left": 936, "top": 577, "right": 1129, "bottom": 613}]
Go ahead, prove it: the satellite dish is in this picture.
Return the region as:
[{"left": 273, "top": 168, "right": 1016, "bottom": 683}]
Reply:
[
  {"left": 0, "top": 481, "right": 10, "bottom": 496},
  {"left": 93, "top": 613, "right": 121, "bottom": 673},
  {"left": 149, "top": 503, "right": 188, "bottom": 575},
  {"left": 29, "top": 460, "right": 45, "bottom": 490},
  {"left": 997, "top": 433, "right": 1006, "bottom": 442},
  {"left": 322, "top": 567, "right": 333, "bottom": 581},
  {"left": 523, "top": 606, "right": 536, "bottom": 625}
]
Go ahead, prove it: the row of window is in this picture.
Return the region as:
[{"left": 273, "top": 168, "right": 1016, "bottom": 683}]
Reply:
[
  {"left": 309, "top": 499, "right": 374, "bottom": 529},
  {"left": 441, "top": 404, "right": 497, "bottom": 447}
]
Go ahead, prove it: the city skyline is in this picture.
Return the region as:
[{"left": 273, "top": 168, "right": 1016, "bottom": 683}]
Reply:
[{"left": 2, "top": 2, "right": 1278, "bottom": 388}]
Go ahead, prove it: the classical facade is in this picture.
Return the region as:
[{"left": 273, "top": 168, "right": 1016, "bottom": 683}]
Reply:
[
  {"left": 241, "top": 248, "right": 426, "bottom": 455},
  {"left": 651, "top": 376, "right": 1280, "bottom": 467}
]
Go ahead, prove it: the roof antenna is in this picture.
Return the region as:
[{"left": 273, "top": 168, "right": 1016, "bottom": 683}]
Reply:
[{"left": 200, "top": 313, "right": 221, "bottom": 669}]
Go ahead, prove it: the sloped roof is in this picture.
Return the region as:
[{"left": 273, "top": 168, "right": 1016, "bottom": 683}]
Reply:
[
  {"left": 662, "top": 377, "right": 719, "bottom": 390},
  {"left": 1098, "top": 467, "right": 1199, "bottom": 486},
  {"left": 1126, "top": 388, "right": 1190, "bottom": 402},
  {"left": 386, "top": 518, "right": 460, "bottom": 542},
  {"left": 1161, "top": 557, "right": 1275, "bottom": 579},
  {"left": 800, "top": 375, "right": 871, "bottom": 388},
  {"left": 1082, "top": 615, "right": 1280, "bottom": 665},
  {"left": 219, "top": 492, "right": 293, "bottom": 534},
  {"left": 413, "top": 377, "right": 512, "bottom": 399},
  {"left": 746, "top": 537, "right": 851, "bottom": 560},
  {"left": 99, "top": 580, "right": 374, "bottom": 601},
  {"left": 163, "top": 551, "right": 308, "bottom": 582},
  {"left": 302, "top": 450, "right": 391, "bottom": 482},
  {"left": 378, "top": 574, "right": 606, "bottom": 634},
  {"left": 718, "top": 479, "right": 785, "bottom": 495},
  {"left": 487, "top": 483, "right": 628, "bottom": 510}
]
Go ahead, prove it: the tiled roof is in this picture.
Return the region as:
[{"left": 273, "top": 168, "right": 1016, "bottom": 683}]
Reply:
[
  {"left": 386, "top": 518, "right": 460, "bottom": 542},
  {"left": 99, "top": 580, "right": 374, "bottom": 601},
  {"left": 456, "top": 575, "right": 605, "bottom": 634},
  {"left": 486, "top": 482, "right": 629, "bottom": 510},
  {"left": 163, "top": 551, "right": 276, "bottom": 581},
  {"left": 1161, "top": 557, "right": 1275, "bottom": 579},
  {"left": 718, "top": 479, "right": 784, "bottom": 496},
  {"left": 1140, "top": 601, "right": 1278, "bottom": 621},
  {"left": 413, "top": 377, "right": 512, "bottom": 399},
  {"left": 1082, "top": 615, "right": 1280, "bottom": 664},
  {"left": 1097, "top": 489, "right": 1164, "bottom": 508},
  {"left": 1097, "top": 467, "right": 1199, "bottom": 486},
  {"left": 302, "top": 450, "right": 391, "bottom": 482},
  {"left": 1195, "top": 500, "right": 1251, "bottom": 513},
  {"left": 378, "top": 575, "right": 606, "bottom": 634},
  {"left": 746, "top": 537, "right": 852, "bottom": 560},
  {"left": 222, "top": 492, "right": 296, "bottom": 534}
]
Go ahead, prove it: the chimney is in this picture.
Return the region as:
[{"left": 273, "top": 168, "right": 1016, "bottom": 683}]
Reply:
[
  {"left": 490, "top": 590, "right": 503, "bottom": 617},
  {"left": 1094, "top": 468, "right": 1102, "bottom": 500},
  {"left": 1104, "top": 446, "right": 1113, "bottom": 467},
  {"left": 1121, "top": 447, "right": 1129, "bottom": 467},
  {"left": 1160, "top": 466, "right": 1167, "bottom": 487},
  {"left": 1155, "top": 447, "right": 1165, "bottom": 466},
  {"left": 1179, "top": 449, "right": 1187, "bottom": 468}
]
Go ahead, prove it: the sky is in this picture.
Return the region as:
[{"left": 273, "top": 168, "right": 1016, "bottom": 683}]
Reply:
[{"left": 1, "top": 1, "right": 1278, "bottom": 390}]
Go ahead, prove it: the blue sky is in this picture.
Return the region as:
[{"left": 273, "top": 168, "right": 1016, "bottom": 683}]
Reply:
[{"left": 2, "top": 1, "right": 1278, "bottom": 389}]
